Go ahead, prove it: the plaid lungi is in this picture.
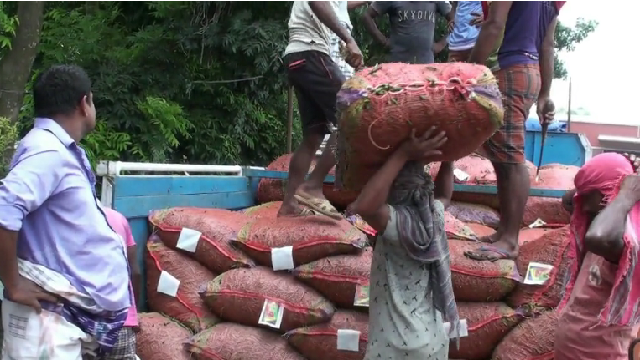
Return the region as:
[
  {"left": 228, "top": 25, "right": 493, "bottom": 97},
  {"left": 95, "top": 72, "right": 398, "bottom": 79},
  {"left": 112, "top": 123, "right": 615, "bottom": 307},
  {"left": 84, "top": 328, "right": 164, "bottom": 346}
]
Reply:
[
  {"left": 480, "top": 63, "right": 541, "bottom": 164},
  {"left": 85, "top": 327, "right": 137, "bottom": 360}
]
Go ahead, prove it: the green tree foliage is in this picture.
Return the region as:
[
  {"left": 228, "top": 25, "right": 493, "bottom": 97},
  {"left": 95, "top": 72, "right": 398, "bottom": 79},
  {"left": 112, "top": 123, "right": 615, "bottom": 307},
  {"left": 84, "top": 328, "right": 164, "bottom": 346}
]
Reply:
[
  {"left": 554, "top": 18, "right": 598, "bottom": 79},
  {"left": 0, "top": 116, "right": 17, "bottom": 178},
  {"left": 0, "top": 2, "right": 596, "bottom": 168}
]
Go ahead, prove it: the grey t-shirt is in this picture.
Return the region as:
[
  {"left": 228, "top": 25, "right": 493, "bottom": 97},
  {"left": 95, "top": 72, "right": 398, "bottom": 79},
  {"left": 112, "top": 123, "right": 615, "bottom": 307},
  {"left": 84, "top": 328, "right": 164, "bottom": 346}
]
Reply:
[{"left": 373, "top": 1, "right": 450, "bottom": 64}]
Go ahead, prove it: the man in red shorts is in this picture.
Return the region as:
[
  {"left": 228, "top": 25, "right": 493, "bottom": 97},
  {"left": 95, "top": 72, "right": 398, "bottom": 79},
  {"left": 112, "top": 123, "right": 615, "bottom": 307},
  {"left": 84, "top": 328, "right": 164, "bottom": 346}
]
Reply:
[{"left": 464, "top": 2, "right": 564, "bottom": 261}]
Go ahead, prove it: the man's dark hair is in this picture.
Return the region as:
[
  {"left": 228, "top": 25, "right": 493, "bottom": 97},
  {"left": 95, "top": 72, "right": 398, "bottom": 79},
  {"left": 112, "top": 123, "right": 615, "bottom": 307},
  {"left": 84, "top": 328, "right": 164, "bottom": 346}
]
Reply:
[{"left": 33, "top": 64, "right": 92, "bottom": 119}]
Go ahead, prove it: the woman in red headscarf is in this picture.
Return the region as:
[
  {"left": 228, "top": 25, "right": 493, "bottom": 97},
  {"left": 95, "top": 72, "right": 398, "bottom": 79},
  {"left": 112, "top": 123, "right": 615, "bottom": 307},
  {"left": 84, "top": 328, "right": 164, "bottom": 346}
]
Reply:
[{"left": 555, "top": 153, "right": 640, "bottom": 360}]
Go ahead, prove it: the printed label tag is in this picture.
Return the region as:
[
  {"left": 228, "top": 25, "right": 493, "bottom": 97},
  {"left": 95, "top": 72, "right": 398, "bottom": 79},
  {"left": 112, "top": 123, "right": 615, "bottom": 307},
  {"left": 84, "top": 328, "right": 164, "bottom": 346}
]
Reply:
[
  {"left": 523, "top": 262, "right": 554, "bottom": 285},
  {"left": 271, "top": 246, "right": 295, "bottom": 271},
  {"left": 176, "top": 228, "right": 201, "bottom": 253},
  {"left": 353, "top": 283, "right": 370, "bottom": 308},
  {"left": 336, "top": 329, "right": 361, "bottom": 352},
  {"left": 453, "top": 168, "right": 470, "bottom": 182},
  {"left": 528, "top": 218, "right": 547, "bottom": 229},
  {"left": 443, "top": 319, "right": 468, "bottom": 338},
  {"left": 157, "top": 271, "right": 180, "bottom": 297},
  {"left": 258, "top": 300, "right": 284, "bottom": 329}
]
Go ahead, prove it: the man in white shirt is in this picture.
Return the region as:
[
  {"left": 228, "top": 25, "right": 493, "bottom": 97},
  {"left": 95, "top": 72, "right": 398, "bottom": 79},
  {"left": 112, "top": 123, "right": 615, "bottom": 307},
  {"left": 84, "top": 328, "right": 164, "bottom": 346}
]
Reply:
[
  {"left": 329, "top": 1, "right": 370, "bottom": 79},
  {"left": 279, "top": 2, "right": 363, "bottom": 218}
]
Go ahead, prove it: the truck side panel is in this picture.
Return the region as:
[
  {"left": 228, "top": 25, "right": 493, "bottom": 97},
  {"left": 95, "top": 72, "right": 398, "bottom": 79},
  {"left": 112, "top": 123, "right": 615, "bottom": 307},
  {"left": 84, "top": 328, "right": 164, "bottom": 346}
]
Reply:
[{"left": 109, "top": 175, "right": 254, "bottom": 310}]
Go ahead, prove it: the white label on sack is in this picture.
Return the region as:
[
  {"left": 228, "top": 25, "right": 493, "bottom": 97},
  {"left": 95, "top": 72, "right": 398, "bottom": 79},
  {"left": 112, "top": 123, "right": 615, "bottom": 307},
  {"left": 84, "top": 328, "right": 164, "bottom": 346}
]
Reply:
[
  {"left": 271, "top": 246, "right": 295, "bottom": 271},
  {"left": 528, "top": 218, "right": 547, "bottom": 229},
  {"left": 258, "top": 300, "right": 284, "bottom": 329},
  {"left": 453, "top": 168, "right": 470, "bottom": 182},
  {"left": 523, "top": 262, "right": 554, "bottom": 285},
  {"left": 336, "top": 329, "right": 361, "bottom": 352},
  {"left": 176, "top": 227, "right": 201, "bottom": 253},
  {"left": 443, "top": 319, "right": 468, "bottom": 338},
  {"left": 157, "top": 271, "right": 180, "bottom": 297},
  {"left": 135, "top": 356, "right": 141, "bottom": 360}
]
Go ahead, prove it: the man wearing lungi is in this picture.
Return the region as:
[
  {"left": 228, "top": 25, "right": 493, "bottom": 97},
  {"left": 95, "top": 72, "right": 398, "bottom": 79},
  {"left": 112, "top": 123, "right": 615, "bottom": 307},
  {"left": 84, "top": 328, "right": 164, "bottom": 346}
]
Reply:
[{"left": 464, "top": 2, "right": 564, "bottom": 261}]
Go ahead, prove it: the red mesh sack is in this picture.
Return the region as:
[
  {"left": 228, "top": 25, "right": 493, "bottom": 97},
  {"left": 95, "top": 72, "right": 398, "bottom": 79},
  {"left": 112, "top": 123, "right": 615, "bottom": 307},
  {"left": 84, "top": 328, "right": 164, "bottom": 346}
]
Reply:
[
  {"left": 293, "top": 248, "right": 372, "bottom": 308},
  {"left": 522, "top": 164, "right": 578, "bottom": 226},
  {"left": 465, "top": 223, "right": 495, "bottom": 238},
  {"left": 518, "top": 226, "right": 562, "bottom": 245},
  {"left": 231, "top": 216, "right": 367, "bottom": 268},
  {"left": 430, "top": 155, "right": 537, "bottom": 209},
  {"left": 146, "top": 236, "right": 219, "bottom": 332},
  {"left": 450, "top": 302, "right": 522, "bottom": 360},
  {"left": 522, "top": 197, "right": 570, "bottom": 226},
  {"left": 447, "top": 201, "right": 500, "bottom": 228},
  {"left": 243, "top": 201, "right": 281, "bottom": 218},
  {"left": 150, "top": 207, "right": 254, "bottom": 273},
  {"left": 508, "top": 226, "right": 571, "bottom": 312},
  {"left": 429, "top": 154, "right": 497, "bottom": 184},
  {"left": 445, "top": 211, "right": 478, "bottom": 240},
  {"left": 449, "top": 240, "right": 520, "bottom": 301},
  {"left": 136, "top": 312, "right": 193, "bottom": 360},
  {"left": 256, "top": 153, "right": 358, "bottom": 208},
  {"left": 493, "top": 310, "right": 559, "bottom": 360},
  {"left": 475, "top": 226, "right": 563, "bottom": 245},
  {"left": 286, "top": 310, "right": 369, "bottom": 360},
  {"left": 200, "top": 267, "right": 335, "bottom": 333},
  {"left": 187, "top": 323, "right": 305, "bottom": 360},
  {"left": 336, "top": 63, "right": 504, "bottom": 191}
]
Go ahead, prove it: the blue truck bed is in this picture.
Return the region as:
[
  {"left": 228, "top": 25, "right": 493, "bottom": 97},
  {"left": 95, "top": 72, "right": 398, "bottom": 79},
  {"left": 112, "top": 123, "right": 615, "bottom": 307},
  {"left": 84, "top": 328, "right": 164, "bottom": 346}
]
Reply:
[
  {"left": 98, "top": 169, "right": 570, "bottom": 310},
  {"left": 98, "top": 130, "right": 590, "bottom": 310},
  {"left": 0, "top": 130, "right": 590, "bottom": 307}
]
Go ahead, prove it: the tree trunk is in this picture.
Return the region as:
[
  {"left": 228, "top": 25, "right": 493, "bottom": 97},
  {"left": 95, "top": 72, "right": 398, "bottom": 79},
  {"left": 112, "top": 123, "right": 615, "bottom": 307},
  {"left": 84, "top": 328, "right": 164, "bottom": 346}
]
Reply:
[{"left": 0, "top": 1, "right": 45, "bottom": 122}]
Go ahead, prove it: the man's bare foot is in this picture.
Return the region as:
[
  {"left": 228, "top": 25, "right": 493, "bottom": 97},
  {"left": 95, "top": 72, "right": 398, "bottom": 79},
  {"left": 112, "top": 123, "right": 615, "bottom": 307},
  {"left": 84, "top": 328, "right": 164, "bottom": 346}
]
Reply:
[
  {"left": 478, "top": 231, "right": 500, "bottom": 244},
  {"left": 297, "top": 183, "right": 326, "bottom": 202},
  {"left": 464, "top": 238, "right": 518, "bottom": 261},
  {"left": 277, "top": 201, "right": 315, "bottom": 217}
]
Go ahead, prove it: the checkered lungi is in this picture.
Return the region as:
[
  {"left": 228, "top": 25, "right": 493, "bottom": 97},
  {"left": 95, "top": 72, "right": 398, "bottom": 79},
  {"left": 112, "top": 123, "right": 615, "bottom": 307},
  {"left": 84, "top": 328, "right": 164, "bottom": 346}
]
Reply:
[
  {"left": 87, "top": 327, "right": 137, "bottom": 360},
  {"left": 480, "top": 63, "right": 541, "bottom": 164}
]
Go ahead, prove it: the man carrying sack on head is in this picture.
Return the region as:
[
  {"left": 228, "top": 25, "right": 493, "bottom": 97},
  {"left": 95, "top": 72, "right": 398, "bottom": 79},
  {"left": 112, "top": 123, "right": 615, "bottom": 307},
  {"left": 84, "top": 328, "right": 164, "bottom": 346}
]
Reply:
[{"left": 464, "top": 1, "right": 564, "bottom": 262}]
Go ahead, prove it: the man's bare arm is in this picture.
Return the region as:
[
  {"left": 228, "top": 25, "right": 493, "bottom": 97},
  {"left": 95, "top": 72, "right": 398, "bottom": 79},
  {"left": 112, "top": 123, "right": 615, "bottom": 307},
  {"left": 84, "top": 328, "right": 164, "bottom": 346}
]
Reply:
[
  {"left": 468, "top": 1, "right": 512, "bottom": 64},
  {"left": 585, "top": 175, "right": 640, "bottom": 262},
  {"left": 309, "top": 2, "right": 354, "bottom": 44},
  {"left": 348, "top": 1, "right": 369, "bottom": 10},
  {"left": 362, "top": 6, "right": 388, "bottom": 46},
  {"left": 0, "top": 228, "right": 19, "bottom": 292},
  {"left": 538, "top": 17, "right": 557, "bottom": 101}
]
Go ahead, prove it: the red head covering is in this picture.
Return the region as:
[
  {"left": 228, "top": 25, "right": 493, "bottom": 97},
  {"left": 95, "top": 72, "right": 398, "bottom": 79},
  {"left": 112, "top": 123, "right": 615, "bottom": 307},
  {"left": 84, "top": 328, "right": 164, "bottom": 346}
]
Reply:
[{"left": 560, "top": 153, "right": 640, "bottom": 327}]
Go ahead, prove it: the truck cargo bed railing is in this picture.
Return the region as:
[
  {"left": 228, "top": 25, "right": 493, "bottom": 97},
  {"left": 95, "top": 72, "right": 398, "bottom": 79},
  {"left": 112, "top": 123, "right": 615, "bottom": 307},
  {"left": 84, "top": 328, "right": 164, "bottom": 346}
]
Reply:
[{"left": 240, "top": 168, "right": 567, "bottom": 198}]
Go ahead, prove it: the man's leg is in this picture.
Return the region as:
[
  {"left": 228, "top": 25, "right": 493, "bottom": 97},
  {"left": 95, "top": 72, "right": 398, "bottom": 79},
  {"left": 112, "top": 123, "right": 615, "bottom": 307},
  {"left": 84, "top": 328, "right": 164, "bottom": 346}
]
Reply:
[
  {"left": 465, "top": 64, "right": 541, "bottom": 261},
  {"left": 279, "top": 125, "right": 325, "bottom": 216},
  {"left": 481, "top": 161, "right": 530, "bottom": 253},
  {"left": 298, "top": 132, "right": 336, "bottom": 200},
  {"left": 296, "top": 51, "right": 345, "bottom": 203},
  {"left": 278, "top": 50, "right": 341, "bottom": 217}
]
